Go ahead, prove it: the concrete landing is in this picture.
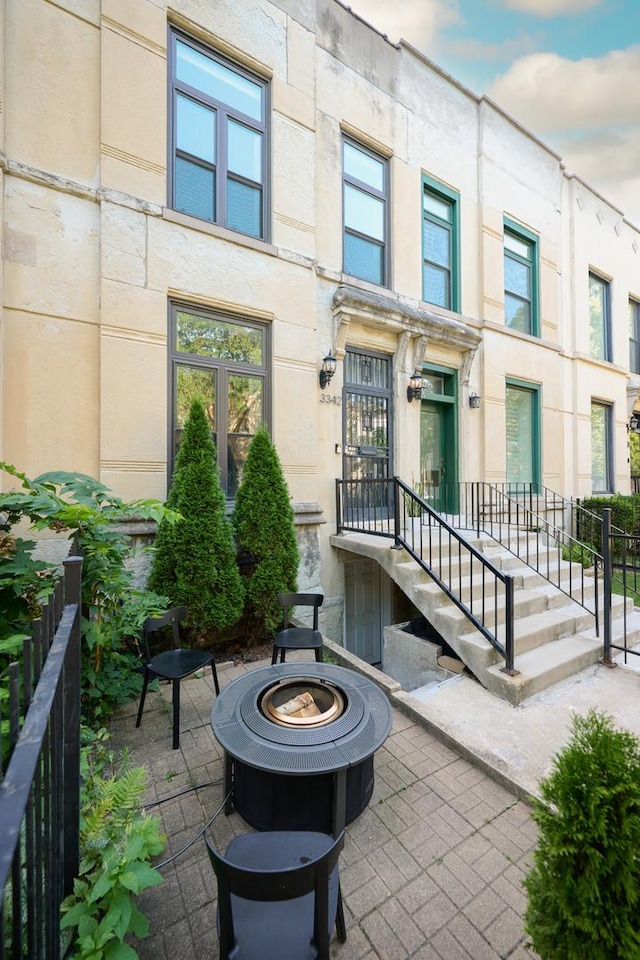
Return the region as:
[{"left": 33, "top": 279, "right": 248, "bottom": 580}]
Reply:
[{"left": 327, "top": 637, "right": 640, "bottom": 801}]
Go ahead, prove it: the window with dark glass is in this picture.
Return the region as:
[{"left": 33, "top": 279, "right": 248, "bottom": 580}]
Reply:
[
  {"left": 630, "top": 299, "right": 640, "bottom": 374},
  {"left": 504, "top": 221, "right": 538, "bottom": 336},
  {"left": 170, "top": 304, "right": 269, "bottom": 496},
  {"left": 422, "top": 179, "right": 459, "bottom": 311},
  {"left": 169, "top": 30, "right": 268, "bottom": 239},
  {"left": 588, "top": 272, "right": 612, "bottom": 362},
  {"left": 342, "top": 138, "right": 388, "bottom": 286},
  {"left": 590, "top": 400, "right": 613, "bottom": 493}
]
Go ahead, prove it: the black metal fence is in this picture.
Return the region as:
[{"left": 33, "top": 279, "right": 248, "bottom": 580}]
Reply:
[{"left": 0, "top": 556, "right": 83, "bottom": 960}]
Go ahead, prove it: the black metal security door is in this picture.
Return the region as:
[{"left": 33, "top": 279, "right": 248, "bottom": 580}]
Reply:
[
  {"left": 342, "top": 350, "right": 392, "bottom": 520},
  {"left": 343, "top": 350, "right": 391, "bottom": 479}
]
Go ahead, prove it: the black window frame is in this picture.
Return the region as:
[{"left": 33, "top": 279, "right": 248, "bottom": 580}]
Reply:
[
  {"left": 342, "top": 136, "right": 390, "bottom": 287},
  {"left": 588, "top": 271, "right": 612, "bottom": 363},
  {"left": 169, "top": 302, "right": 271, "bottom": 497},
  {"left": 630, "top": 298, "right": 640, "bottom": 374},
  {"left": 590, "top": 399, "right": 613, "bottom": 494},
  {"left": 168, "top": 28, "right": 269, "bottom": 240}
]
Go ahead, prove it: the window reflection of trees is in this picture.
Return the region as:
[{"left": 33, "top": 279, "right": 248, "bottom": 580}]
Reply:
[
  {"left": 172, "top": 308, "right": 267, "bottom": 494},
  {"left": 177, "top": 312, "right": 263, "bottom": 364}
]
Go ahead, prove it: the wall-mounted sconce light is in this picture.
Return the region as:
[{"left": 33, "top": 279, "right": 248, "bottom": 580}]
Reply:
[
  {"left": 407, "top": 370, "right": 423, "bottom": 403},
  {"left": 469, "top": 392, "right": 481, "bottom": 409},
  {"left": 628, "top": 412, "right": 640, "bottom": 434},
  {"left": 319, "top": 352, "right": 337, "bottom": 390}
]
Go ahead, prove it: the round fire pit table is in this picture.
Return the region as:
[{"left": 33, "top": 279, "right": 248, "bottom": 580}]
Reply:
[{"left": 210, "top": 662, "right": 393, "bottom": 836}]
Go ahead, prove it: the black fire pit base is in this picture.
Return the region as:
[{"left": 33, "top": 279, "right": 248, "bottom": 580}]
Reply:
[
  {"left": 232, "top": 756, "right": 374, "bottom": 833},
  {"left": 211, "top": 663, "right": 392, "bottom": 835}
]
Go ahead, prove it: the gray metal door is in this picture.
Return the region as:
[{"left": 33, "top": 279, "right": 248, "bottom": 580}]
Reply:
[{"left": 345, "top": 558, "right": 381, "bottom": 664}]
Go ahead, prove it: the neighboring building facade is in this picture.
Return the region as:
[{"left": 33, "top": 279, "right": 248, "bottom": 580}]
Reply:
[{"left": 2, "top": 0, "right": 640, "bottom": 647}]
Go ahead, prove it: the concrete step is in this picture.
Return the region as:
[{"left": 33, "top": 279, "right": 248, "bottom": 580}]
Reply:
[
  {"left": 483, "top": 635, "right": 603, "bottom": 704},
  {"left": 330, "top": 528, "right": 638, "bottom": 705}
]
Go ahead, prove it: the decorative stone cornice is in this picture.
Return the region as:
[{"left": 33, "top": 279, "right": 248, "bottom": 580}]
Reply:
[{"left": 331, "top": 283, "right": 481, "bottom": 381}]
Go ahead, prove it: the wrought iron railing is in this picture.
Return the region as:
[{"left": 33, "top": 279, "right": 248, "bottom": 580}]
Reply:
[
  {"left": 336, "top": 477, "right": 516, "bottom": 674},
  {"left": 462, "top": 482, "right": 602, "bottom": 633},
  {"left": 0, "top": 556, "right": 83, "bottom": 960},
  {"left": 405, "top": 480, "right": 604, "bottom": 631}
]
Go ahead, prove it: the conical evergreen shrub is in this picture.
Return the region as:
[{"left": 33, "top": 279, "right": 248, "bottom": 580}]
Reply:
[
  {"left": 233, "top": 427, "right": 299, "bottom": 641},
  {"left": 149, "top": 397, "right": 244, "bottom": 642},
  {"left": 524, "top": 709, "right": 640, "bottom": 959}
]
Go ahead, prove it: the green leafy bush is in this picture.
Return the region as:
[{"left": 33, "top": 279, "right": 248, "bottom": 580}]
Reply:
[
  {"left": 0, "top": 463, "right": 174, "bottom": 723},
  {"left": 525, "top": 709, "right": 640, "bottom": 959},
  {"left": 149, "top": 397, "right": 245, "bottom": 642},
  {"left": 578, "top": 494, "right": 640, "bottom": 551},
  {"left": 61, "top": 737, "right": 166, "bottom": 960},
  {"left": 233, "top": 427, "right": 299, "bottom": 640}
]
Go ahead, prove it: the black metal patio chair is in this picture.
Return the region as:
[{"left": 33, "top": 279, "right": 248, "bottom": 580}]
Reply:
[
  {"left": 271, "top": 592, "right": 324, "bottom": 664},
  {"left": 135, "top": 606, "right": 219, "bottom": 750},
  {"left": 204, "top": 829, "right": 346, "bottom": 960}
]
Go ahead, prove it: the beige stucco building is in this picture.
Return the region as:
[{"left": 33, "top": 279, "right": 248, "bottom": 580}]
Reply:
[{"left": 3, "top": 0, "right": 640, "bottom": 653}]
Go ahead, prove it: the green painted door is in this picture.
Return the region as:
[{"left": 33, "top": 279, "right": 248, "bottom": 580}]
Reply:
[{"left": 420, "top": 369, "right": 457, "bottom": 512}]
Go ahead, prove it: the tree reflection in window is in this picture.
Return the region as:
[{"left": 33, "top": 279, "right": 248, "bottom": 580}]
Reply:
[{"left": 171, "top": 306, "right": 268, "bottom": 495}]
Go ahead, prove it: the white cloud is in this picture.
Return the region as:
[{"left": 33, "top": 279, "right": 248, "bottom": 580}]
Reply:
[
  {"left": 488, "top": 47, "right": 640, "bottom": 133},
  {"left": 347, "top": 0, "right": 460, "bottom": 51},
  {"left": 557, "top": 128, "right": 640, "bottom": 224},
  {"left": 503, "top": 0, "right": 603, "bottom": 14}
]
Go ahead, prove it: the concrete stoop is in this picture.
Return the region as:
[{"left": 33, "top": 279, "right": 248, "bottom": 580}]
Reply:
[{"left": 331, "top": 528, "right": 640, "bottom": 705}]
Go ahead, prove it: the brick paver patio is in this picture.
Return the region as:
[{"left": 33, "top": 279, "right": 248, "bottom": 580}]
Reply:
[{"left": 108, "top": 655, "right": 539, "bottom": 959}]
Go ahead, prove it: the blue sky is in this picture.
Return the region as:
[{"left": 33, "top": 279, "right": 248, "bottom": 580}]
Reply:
[
  {"left": 347, "top": 0, "right": 640, "bottom": 224},
  {"left": 434, "top": 0, "right": 637, "bottom": 92}
]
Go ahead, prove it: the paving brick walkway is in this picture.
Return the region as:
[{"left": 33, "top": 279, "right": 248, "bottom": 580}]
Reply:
[{"left": 108, "top": 656, "right": 539, "bottom": 959}]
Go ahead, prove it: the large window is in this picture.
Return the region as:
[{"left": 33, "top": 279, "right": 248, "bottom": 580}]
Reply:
[
  {"left": 422, "top": 176, "right": 460, "bottom": 311},
  {"left": 630, "top": 299, "right": 640, "bottom": 374},
  {"left": 342, "top": 138, "right": 389, "bottom": 286},
  {"left": 590, "top": 401, "right": 613, "bottom": 493},
  {"left": 588, "top": 273, "right": 612, "bottom": 362},
  {"left": 170, "top": 304, "right": 269, "bottom": 496},
  {"left": 504, "top": 219, "right": 538, "bottom": 336},
  {"left": 169, "top": 30, "right": 268, "bottom": 239}
]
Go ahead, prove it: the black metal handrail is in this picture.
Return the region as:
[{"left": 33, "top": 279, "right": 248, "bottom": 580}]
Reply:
[
  {"left": 464, "top": 482, "right": 601, "bottom": 635},
  {"left": 336, "top": 477, "right": 516, "bottom": 674},
  {"left": 0, "top": 556, "right": 83, "bottom": 960}
]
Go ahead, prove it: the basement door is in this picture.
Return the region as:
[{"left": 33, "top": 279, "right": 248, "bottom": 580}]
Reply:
[{"left": 344, "top": 558, "right": 390, "bottom": 665}]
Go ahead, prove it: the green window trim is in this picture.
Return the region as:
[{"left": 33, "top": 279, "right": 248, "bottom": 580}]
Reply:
[
  {"left": 503, "top": 217, "right": 539, "bottom": 338},
  {"left": 421, "top": 174, "right": 460, "bottom": 313},
  {"left": 505, "top": 377, "right": 541, "bottom": 488}
]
